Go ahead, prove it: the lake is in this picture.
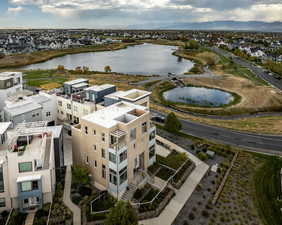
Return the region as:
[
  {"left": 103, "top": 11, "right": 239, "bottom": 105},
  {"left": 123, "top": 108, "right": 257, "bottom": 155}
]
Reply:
[
  {"left": 163, "top": 86, "right": 235, "bottom": 107},
  {"left": 22, "top": 43, "right": 194, "bottom": 76}
]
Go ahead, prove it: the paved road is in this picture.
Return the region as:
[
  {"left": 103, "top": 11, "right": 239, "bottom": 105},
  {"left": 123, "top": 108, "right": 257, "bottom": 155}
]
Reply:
[
  {"left": 212, "top": 47, "right": 282, "bottom": 91},
  {"left": 153, "top": 110, "right": 282, "bottom": 155}
]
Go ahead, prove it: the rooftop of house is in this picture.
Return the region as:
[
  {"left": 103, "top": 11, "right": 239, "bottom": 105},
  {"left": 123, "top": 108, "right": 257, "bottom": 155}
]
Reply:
[
  {"left": 72, "top": 82, "right": 89, "bottom": 89},
  {"left": 105, "top": 89, "right": 151, "bottom": 102},
  {"left": 64, "top": 78, "right": 88, "bottom": 86},
  {"left": 0, "top": 72, "right": 22, "bottom": 81},
  {"left": 82, "top": 101, "right": 148, "bottom": 128},
  {"left": 85, "top": 84, "right": 115, "bottom": 92},
  {"left": 4, "top": 99, "right": 42, "bottom": 117},
  {"left": 0, "top": 122, "right": 11, "bottom": 135}
]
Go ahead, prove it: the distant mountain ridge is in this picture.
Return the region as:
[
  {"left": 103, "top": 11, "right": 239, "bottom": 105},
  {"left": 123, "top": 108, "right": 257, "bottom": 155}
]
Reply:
[{"left": 127, "top": 21, "right": 282, "bottom": 32}]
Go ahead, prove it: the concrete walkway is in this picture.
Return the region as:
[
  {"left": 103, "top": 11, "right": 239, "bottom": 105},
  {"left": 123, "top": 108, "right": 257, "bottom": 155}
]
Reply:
[
  {"left": 140, "top": 162, "right": 209, "bottom": 225},
  {"left": 63, "top": 165, "right": 81, "bottom": 225},
  {"left": 24, "top": 212, "right": 35, "bottom": 225},
  {"left": 140, "top": 136, "right": 209, "bottom": 225}
]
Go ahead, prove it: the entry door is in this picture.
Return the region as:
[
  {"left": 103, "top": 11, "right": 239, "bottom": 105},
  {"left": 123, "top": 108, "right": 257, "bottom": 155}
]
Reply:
[{"left": 29, "top": 197, "right": 39, "bottom": 206}]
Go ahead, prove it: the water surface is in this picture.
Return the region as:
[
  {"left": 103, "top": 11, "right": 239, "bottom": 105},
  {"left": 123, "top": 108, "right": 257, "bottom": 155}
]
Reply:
[
  {"left": 22, "top": 43, "right": 194, "bottom": 75},
  {"left": 163, "top": 86, "right": 235, "bottom": 107}
]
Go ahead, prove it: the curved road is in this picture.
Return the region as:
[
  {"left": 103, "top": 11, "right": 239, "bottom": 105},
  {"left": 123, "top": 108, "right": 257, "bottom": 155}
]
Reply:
[{"left": 153, "top": 110, "right": 282, "bottom": 155}]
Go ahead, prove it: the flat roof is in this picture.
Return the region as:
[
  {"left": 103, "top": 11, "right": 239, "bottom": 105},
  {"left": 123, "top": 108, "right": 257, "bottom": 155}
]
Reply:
[
  {"left": 72, "top": 82, "right": 89, "bottom": 88},
  {"left": 120, "top": 89, "right": 151, "bottom": 102},
  {"left": 64, "top": 78, "right": 88, "bottom": 85},
  {"left": 105, "top": 91, "right": 126, "bottom": 100},
  {"left": 0, "top": 72, "right": 22, "bottom": 81},
  {"left": 29, "top": 94, "right": 50, "bottom": 104},
  {"left": 0, "top": 122, "right": 11, "bottom": 135},
  {"left": 85, "top": 84, "right": 115, "bottom": 92},
  {"left": 83, "top": 101, "right": 148, "bottom": 128},
  {"left": 4, "top": 100, "right": 42, "bottom": 116}
]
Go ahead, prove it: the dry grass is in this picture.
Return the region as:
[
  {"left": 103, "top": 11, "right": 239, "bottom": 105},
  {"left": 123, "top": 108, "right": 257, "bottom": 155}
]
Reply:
[
  {"left": 40, "top": 82, "right": 62, "bottom": 90},
  {"left": 183, "top": 75, "right": 282, "bottom": 110}
]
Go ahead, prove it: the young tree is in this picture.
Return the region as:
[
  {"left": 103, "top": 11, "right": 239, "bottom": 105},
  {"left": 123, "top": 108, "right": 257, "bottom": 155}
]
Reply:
[
  {"left": 164, "top": 112, "right": 182, "bottom": 133},
  {"left": 106, "top": 201, "right": 138, "bottom": 225},
  {"left": 72, "top": 166, "right": 90, "bottom": 186},
  {"left": 104, "top": 65, "right": 112, "bottom": 73}
]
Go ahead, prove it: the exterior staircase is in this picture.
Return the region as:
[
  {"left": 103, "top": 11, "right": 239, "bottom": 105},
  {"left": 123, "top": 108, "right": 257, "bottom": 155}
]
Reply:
[{"left": 121, "top": 183, "right": 138, "bottom": 201}]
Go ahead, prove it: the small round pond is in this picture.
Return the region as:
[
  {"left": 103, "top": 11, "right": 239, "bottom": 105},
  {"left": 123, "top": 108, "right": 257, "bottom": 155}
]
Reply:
[{"left": 163, "top": 86, "right": 236, "bottom": 107}]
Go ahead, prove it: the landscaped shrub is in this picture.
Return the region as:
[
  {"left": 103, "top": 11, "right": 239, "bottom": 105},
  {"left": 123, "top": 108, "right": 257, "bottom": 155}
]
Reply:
[{"left": 197, "top": 152, "right": 208, "bottom": 161}]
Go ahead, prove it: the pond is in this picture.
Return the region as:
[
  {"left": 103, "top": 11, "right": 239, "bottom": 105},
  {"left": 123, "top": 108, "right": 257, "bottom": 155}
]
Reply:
[
  {"left": 163, "top": 86, "right": 235, "bottom": 107},
  {"left": 21, "top": 43, "right": 194, "bottom": 76}
]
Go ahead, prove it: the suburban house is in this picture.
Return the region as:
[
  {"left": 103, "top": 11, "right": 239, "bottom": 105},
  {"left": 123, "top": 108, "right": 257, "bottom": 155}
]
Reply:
[{"left": 72, "top": 101, "right": 156, "bottom": 198}]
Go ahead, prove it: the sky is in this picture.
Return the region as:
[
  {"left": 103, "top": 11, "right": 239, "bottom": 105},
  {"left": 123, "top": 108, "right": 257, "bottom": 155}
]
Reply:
[{"left": 0, "top": 0, "right": 282, "bottom": 28}]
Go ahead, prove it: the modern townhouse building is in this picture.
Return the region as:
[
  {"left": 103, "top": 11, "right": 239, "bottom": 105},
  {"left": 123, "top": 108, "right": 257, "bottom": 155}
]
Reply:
[
  {"left": 4, "top": 92, "right": 57, "bottom": 127},
  {"left": 0, "top": 72, "right": 23, "bottom": 122},
  {"left": 0, "top": 121, "right": 64, "bottom": 212},
  {"left": 63, "top": 79, "right": 89, "bottom": 95},
  {"left": 72, "top": 101, "right": 156, "bottom": 198}
]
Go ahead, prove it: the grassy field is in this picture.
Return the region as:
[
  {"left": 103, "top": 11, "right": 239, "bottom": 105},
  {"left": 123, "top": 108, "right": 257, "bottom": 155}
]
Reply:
[
  {"left": 0, "top": 42, "right": 139, "bottom": 69},
  {"left": 23, "top": 69, "right": 148, "bottom": 90},
  {"left": 253, "top": 155, "right": 282, "bottom": 225}
]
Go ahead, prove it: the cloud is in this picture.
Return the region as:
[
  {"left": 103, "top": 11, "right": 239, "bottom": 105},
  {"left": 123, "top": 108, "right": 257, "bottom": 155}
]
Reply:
[
  {"left": 7, "top": 0, "right": 282, "bottom": 25},
  {"left": 7, "top": 6, "right": 25, "bottom": 14}
]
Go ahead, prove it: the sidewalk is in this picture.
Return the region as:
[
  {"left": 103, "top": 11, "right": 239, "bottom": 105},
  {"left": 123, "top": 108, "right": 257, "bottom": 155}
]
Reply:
[
  {"left": 63, "top": 165, "right": 81, "bottom": 225},
  {"left": 140, "top": 162, "right": 209, "bottom": 225},
  {"left": 24, "top": 212, "right": 35, "bottom": 225}
]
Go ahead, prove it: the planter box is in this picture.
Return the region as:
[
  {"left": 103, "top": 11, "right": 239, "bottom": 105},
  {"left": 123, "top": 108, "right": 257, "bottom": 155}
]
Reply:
[{"left": 171, "top": 163, "right": 196, "bottom": 189}]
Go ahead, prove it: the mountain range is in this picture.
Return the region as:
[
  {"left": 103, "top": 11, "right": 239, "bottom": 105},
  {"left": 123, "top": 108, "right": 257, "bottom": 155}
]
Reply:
[{"left": 127, "top": 21, "right": 282, "bottom": 32}]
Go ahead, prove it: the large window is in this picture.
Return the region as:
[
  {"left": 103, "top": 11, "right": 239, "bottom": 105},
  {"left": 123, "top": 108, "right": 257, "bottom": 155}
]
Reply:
[
  {"left": 102, "top": 149, "right": 106, "bottom": 158},
  {"left": 19, "top": 162, "right": 32, "bottom": 173},
  {"left": 84, "top": 126, "right": 88, "bottom": 134},
  {"left": 0, "top": 198, "right": 5, "bottom": 207},
  {"left": 0, "top": 166, "right": 4, "bottom": 193},
  {"left": 149, "top": 145, "right": 156, "bottom": 159},
  {"left": 119, "top": 167, "right": 127, "bottom": 185},
  {"left": 67, "top": 104, "right": 71, "bottom": 109},
  {"left": 109, "top": 152, "right": 116, "bottom": 163},
  {"left": 109, "top": 169, "right": 117, "bottom": 185},
  {"left": 149, "top": 130, "right": 155, "bottom": 141},
  {"left": 130, "top": 128, "right": 136, "bottom": 141},
  {"left": 102, "top": 165, "right": 106, "bottom": 179},
  {"left": 119, "top": 151, "right": 127, "bottom": 163},
  {"left": 21, "top": 181, "right": 32, "bottom": 192}
]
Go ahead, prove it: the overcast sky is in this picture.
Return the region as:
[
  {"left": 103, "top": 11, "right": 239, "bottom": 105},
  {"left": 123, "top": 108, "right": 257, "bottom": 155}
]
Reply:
[{"left": 0, "top": 0, "right": 282, "bottom": 28}]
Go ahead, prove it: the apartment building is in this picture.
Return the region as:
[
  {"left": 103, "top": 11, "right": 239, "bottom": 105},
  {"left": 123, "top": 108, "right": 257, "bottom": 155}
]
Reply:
[
  {"left": 72, "top": 101, "right": 156, "bottom": 198},
  {"left": 0, "top": 72, "right": 23, "bottom": 122},
  {"left": 63, "top": 78, "right": 89, "bottom": 95},
  {"left": 0, "top": 122, "right": 64, "bottom": 212}
]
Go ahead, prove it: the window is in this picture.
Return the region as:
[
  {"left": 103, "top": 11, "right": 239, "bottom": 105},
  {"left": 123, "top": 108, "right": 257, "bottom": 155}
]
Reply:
[
  {"left": 149, "top": 130, "right": 155, "bottom": 141},
  {"left": 109, "top": 169, "right": 117, "bottom": 185},
  {"left": 102, "top": 165, "right": 106, "bottom": 179},
  {"left": 101, "top": 148, "right": 105, "bottom": 158},
  {"left": 119, "top": 151, "right": 127, "bottom": 163},
  {"left": 58, "top": 101, "right": 62, "bottom": 106},
  {"left": 142, "top": 122, "right": 147, "bottom": 133},
  {"left": 0, "top": 198, "right": 5, "bottom": 207},
  {"left": 21, "top": 181, "right": 32, "bottom": 192},
  {"left": 86, "top": 155, "right": 89, "bottom": 164},
  {"left": 130, "top": 128, "right": 136, "bottom": 141},
  {"left": 32, "top": 181, "right": 39, "bottom": 190},
  {"left": 85, "top": 126, "right": 88, "bottom": 134},
  {"left": 102, "top": 133, "right": 105, "bottom": 142},
  {"left": 93, "top": 130, "right": 96, "bottom": 135},
  {"left": 149, "top": 145, "right": 156, "bottom": 159},
  {"left": 119, "top": 167, "right": 127, "bottom": 185},
  {"left": 94, "top": 160, "right": 97, "bottom": 167},
  {"left": 74, "top": 106, "right": 78, "bottom": 112},
  {"left": 109, "top": 152, "right": 116, "bottom": 163},
  {"left": 93, "top": 145, "right": 96, "bottom": 151},
  {"left": 67, "top": 104, "right": 71, "bottom": 109},
  {"left": 110, "top": 135, "right": 117, "bottom": 145},
  {"left": 0, "top": 167, "right": 4, "bottom": 193},
  {"left": 19, "top": 162, "right": 32, "bottom": 173},
  {"left": 46, "top": 112, "right": 51, "bottom": 117}
]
